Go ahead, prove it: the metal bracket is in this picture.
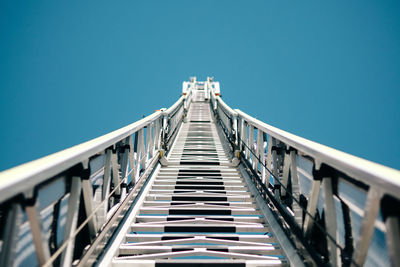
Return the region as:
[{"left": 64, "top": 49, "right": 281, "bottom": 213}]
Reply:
[
  {"left": 159, "top": 149, "right": 169, "bottom": 166},
  {"left": 230, "top": 150, "right": 240, "bottom": 166},
  {"left": 183, "top": 108, "right": 188, "bottom": 123}
]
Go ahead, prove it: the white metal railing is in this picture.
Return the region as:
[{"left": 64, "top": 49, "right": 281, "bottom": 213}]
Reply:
[
  {"left": 0, "top": 90, "right": 192, "bottom": 267},
  {"left": 210, "top": 90, "right": 400, "bottom": 267},
  {"left": 1, "top": 77, "right": 399, "bottom": 267},
  {"left": 162, "top": 88, "right": 192, "bottom": 149}
]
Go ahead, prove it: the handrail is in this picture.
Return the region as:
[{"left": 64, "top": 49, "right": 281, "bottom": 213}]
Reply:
[
  {"left": 162, "top": 91, "right": 192, "bottom": 150},
  {"left": 209, "top": 90, "right": 236, "bottom": 116},
  {"left": 0, "top": 92, "right": 188, "bottom": 267},
  {"left": 1, "top": 78, "right": 398, "bottom": 267},
  {"left": 216, "top": 95, "right": 237, "bottom": 117},
  {"left": 164, "top": 95, "right": 185, "bottom": 115},
  {"left": 235, "top": 109, "right": 400, "bottom": 197},
  {"left": 0, "top": 92, "right": 193, "bottom": 203},
  {"left": 0, "top": 111, "right": 162, "bottom": 203},
  {"left": 210, "top": 89, "right": 400, "bottom": 266},
  {"left": 210, "top": 93, "right": 400, "bottom": 195}
]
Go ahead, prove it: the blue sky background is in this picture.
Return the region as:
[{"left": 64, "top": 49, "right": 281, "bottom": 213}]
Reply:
[{"left": 0, "top": 0, "right": 399, "bottom": 171}]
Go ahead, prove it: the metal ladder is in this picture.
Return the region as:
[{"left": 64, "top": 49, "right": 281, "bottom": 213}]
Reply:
[
  {"left": 1, "top": 77, "right": 399, "bottom": 267},
  {"left": 110, "top": 102, "right": 286, "bottom": 266}
]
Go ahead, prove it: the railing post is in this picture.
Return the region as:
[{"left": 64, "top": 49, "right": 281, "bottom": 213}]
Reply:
[
  {"left": 119, "top": 139, "right": 130, "bottom": 200},
  {"left": 232, "top": 113, "right": 238, "bottom": 148},
  {"left": 303, "top": 178, "right": 322, "bottom": 237},
  {"left": 128, "top": 135, "right": 135, "bottom": 185},
  {"left": 323, "top": 176, "right": 339, "bottom": 267},
  {"left": 243, "top": 122, "right": 249, "bottom": 160},
  {"left": 213, "top": 96, "right": 218, "bottom": 114},
  {"left": 146, "top": 123, "right": 153, "bottom": 161},
  {"left": 150, "top": 122, "right": 156, "bottom": 156},
  {"left": 289, "top": 149, "right": 302, "bottom": 225},
  {"left": 183, "top": 92, "right": 191, "bottom": 122},
  {"left": 352, "top": 188, "right": 383, "bottom": 267},
  {"left": 111, "top": 146, "right": 121, "bottom": 197},
  {"left": 161, "top": 109, "right": 168, "bottom": 149},
  {"left": 271, "top": 138, "right": 281, "bottom": 202},
  {"left": 25, "top": 194, "right": 52, "bottom": 266},
  {"left": 261, "top": 132, "right": 267, "bottom": 184},
  {"left": 385, "top": 211, "right": 400, "bottom": 267},
  {"left": 0, "top": 202, "right": 22, "bottom": 267},
  {"left": 256, "top": 128, "right": 263, "bottom": 174},
  {"left": 249, "top": 125, "right": 255, "bottom": 167},
  {"left": 238, "top": 118, "right": 245, "bottom": 151},
  {"left": 102, "top": 148, "right": 112, "bottom": 221},
  {"left": 133, "top": 132, "right": 139, "bottom": 184},
  {"left": 153, "top": 117, "right": 161, "bottom": 151},
  {"left": 265, "top": 135, "right": 273, "bottom": 186},
  {"left": 60, "top": 176, "right": 82, "bottom": 267},
  {"left": 136, "top": 128, "right": 146, "bottom": 177},
  {"left": 281, "top": 147, "right": 290, "bottom": 195},
  {"left": 82, "top": 176, "right": 98, "bottom": 240}
]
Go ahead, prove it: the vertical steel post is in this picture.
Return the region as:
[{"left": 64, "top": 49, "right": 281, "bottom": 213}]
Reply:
[
  {"left": 153, "top": 119, "right": 160, "bottom": 151},
  {"left": 249, "top": 125, "right": 255, "bottom": 167},
  {"left": 244, "top": 123, "right": 250, "bottom": 160},
  {"left": 111, "top": 148, "right": 120, "bottom": 196},
  {"left": 0, "top": 203, "right": 22, "bottom": 267},
  {"left": 60, "top": 177, "right": 82, "bottom": 267},
  {"left": 146, "top": 123, "right": 153, "bottom": 160},
  {"left": 239, "top": 117, "right": 245, "bottom": 152},
  {"left": 128, "top": 135, "right": 135, "bottom": 185},
  {"left": 266, "top": 135, "right": 273, "bottom": 186},
  {"left": 323, "top": 177, "right": 339, "bottom": 267},
  {"left": 386, "top": 215, "right": 400, "bottom": 267},
  {"left": 256, "top": 128, "right": 264, "bottom": 172},
  {"left": 232, "top": 114, "right": 238, "bottom": 147},
  {"left": 352, "top": 189, "right": 383, "bottom": 266},
  {"left": 26, "top": 198, "right": 52, "bottom": 266},
  {"left": 82, "top": 178, "right": 98, "bottom": 239},
  {"left": 281, "top": 150, "right": 291, "bottom": 197},
  {"left": 120, "top": 139, "right": 130, "bottom": 201},
  {"left": 162, "top": 110, "right": 168, "bottom": 149},
  {"left": 102, "top": 149, "right": 112, "bottom": 202},
  {"left": 136, "top": 128, "right": 145, "bottom": 179},
  {"left": 261, "top": 133, "right": 267, "bottom": 184},
  {"left": 289, "top": 149, "right": 302, "bottom": 225},
  {"left": 271, "top": 138, "right": 281, "bottom": 202},
  {"left": 304, "top": 179, "right": 321, "bottom": 237}
]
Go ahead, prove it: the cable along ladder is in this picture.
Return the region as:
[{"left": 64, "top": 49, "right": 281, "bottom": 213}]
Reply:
[{"left": 0, "top": 77, "right": 400, "bottom": 267}]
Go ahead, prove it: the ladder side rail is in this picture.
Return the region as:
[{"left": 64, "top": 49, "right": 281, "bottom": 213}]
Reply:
[
  {"left": 0, "top": 96, "right": 187, "bottom": 267},
  {"left": 162, "top": 101, "right": 184, "bottom": 150},
  {"left": 183, "top": 85, "right": 193, "bottom": 115},
  {"left": 162, "top": 89, "right": 191, "bottom": 149},
  {"left": 209, "top": 86, "right": 400, "bottom": 266},
  {"left": 233, "top": 108, "right": 400, "bottom": 267},
  {"left": 0, "top": 111, "right": 163, "bottom": 203},
  {"left": 210, "top": 90, "right": 238, "bottom": 148},
  {"left": 209, "top": 92, "right": 321, "bottom": 265},
  {"left": 235, "top": 109, "right": 400, "bottom": 198}
]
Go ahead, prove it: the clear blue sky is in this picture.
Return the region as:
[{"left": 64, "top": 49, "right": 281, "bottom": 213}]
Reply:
[{"left": 0, "top": 0, "right": 399, "bottom": 171}]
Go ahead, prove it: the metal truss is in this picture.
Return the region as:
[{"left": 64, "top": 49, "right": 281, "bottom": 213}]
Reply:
[
  {"left": 101, "top": 101, "right": 287, "bottom": 266},
  {"left": 0, "top": 77, "right": 399, "bottom": 267},
  {"left": 0, "top": 83, "right": 194, "bottom": 266},
  {"left": 210, "top": 84, "right": 400, "bottom": 267}
]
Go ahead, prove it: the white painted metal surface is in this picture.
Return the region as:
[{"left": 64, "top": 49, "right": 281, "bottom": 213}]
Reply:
[
  {"left": 106, "top": 102, "right": 287, "bottom": 266},
  {"left": 0, "top": 77, "right": 399, "bottom": 267},
  {"left": 210, "top": 84, "right": 400, "bottom": 267}
]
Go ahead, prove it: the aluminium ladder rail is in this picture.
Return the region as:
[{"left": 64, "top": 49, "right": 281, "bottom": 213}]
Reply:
[{"left": 103, "top": 102, "right": 288, "bottom": 266}]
